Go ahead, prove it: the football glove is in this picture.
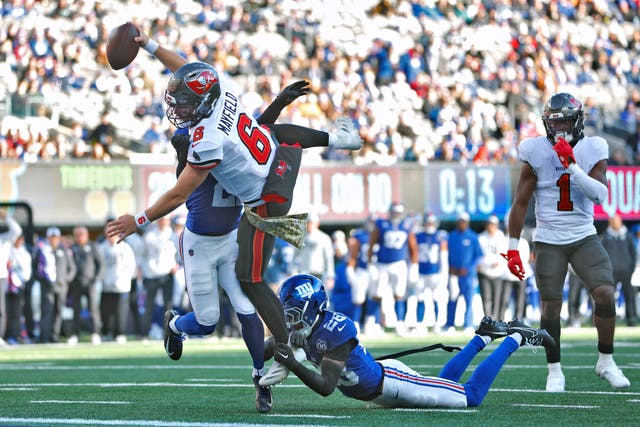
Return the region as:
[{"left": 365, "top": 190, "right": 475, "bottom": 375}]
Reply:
[
  {"left": 275, "top": 80, "right": 310, "bottom": 107},
  {"left": 501, "top": 250, "right": 525, "bottom": 281},
  {"left": 273, "top": 342, "right": 296, "bottom": 368},
  {"left": 289, "top": 330, "right": 310, "bottom": 353},
  {"left": 553, "top": 137, "right": 576, "bottom": 168}
]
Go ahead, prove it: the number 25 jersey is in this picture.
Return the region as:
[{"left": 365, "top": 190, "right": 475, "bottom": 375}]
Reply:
[
  {"left": 518, "top": 135, "right": 608, "bottom": 244},
  {"left": 186, "top": 74, "right": 277, "bottom": 207}
]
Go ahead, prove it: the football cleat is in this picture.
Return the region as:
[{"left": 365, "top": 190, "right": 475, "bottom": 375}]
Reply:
[
  {"left": 163, "top": 310, "right": 185, "bottom": 361},
  {"left": 330, "top": 117, "right": 362, "bottom": 150},
  {"left": 259, "top": 361, "right": 290, "bottom": 386},
  {"left": 253, "top": 375, "right": 273, "bottom": 413},
  {"left": 475, "top": 316, "right": 508, "bottom": 340},
  {"left": 507, "top": 319, "right": 556, "bottom": 350},
  {"left": 596, "top": 362, "right": 630, "bottom": 389},
  {"left": 546, "top": 371, "right": 566, "bottom": 392}
]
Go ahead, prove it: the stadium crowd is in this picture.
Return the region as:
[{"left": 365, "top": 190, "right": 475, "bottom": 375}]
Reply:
[
  {"left": 2, "top": 204, "right": 639, "bottom": 346},
  {"left": 0, "top": 0, "right": 639, "bottom": 165}
]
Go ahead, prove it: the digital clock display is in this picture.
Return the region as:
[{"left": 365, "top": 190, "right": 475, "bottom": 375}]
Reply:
[{"left": 424, "top": 165, "right": 512, "bottom": 221}]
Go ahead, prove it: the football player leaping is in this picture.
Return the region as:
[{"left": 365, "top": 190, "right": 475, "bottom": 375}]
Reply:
[
  {"left": 504, "top": 92, "right": 630, "bottom": 392},
  {"left": 268, "top": 274, "right": 554, "bottom": 408},
  {"left": 106, "top": 26, "right": 362, "bottom": 389},
  {"left": 161, "top": 81, "right": 311, "bottom": 414}
]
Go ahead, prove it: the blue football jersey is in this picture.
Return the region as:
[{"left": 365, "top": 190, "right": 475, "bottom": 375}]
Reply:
[
  {"left": 185, "top": 174, "right": 242, "bottom": 235},
  {"left": 307, "top": 310, "right": 383, "bottom": 400},
  {"left": 351, "top": 228, "right": 370, "bottom": 269},
  {"left": 415, "top": 230, "right": 448, "bottom": 275},
  {"left": 375, "top": 218, "right": 412, "bottom": 264}
]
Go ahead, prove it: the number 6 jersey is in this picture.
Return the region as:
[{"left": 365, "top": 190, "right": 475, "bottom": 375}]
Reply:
[
  {"left": 186, "top": 74, "right": 277, "bottom": 207},
  {"left": 518, "top": 135, "right": 608, "bottom": 244}
]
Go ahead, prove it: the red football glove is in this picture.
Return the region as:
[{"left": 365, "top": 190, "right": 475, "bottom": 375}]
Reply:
[
  {"left": 501, "top": 250, "right": 525, "bottom": 281},
  {"left": 553, "top": 137, "right": 576, "bottom": 168}
]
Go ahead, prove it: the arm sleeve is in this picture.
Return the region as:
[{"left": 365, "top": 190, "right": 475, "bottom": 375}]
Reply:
[
  {"left": 287, "top": 339, "right": 354, "bottom": 397},
  {"left": 567, "top": 163, "right": 608, "bottom": 204},
  {"left": 257, "top": 98, "right": 287, "bottom": 125}
]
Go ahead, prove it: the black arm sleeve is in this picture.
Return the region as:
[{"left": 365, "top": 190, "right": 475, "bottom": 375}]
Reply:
[
  {"left": 288, "top": 339, "right": 356, "bottom": 397},
  {"left": 256, "top": 98, "right": 287, "bottom": 126}
]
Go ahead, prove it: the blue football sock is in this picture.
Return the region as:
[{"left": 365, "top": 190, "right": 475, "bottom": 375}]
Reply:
[
  {"left": 439, "top": 335, "right": 486, "bottom": 382},
  {"left": 366, "top": 298, "right": 381, "bottom": 323},
  {"left": 352, "top": 305, "right": 363, "bottom": 325},
  {"left": 237, "top": 312, "right": 265, "bottom": 370},
  {"left": 175, "top": 312, "right": 217, "bottom": 336},
  {"left": 464, "top": 336, "right": 520, "bottom": 406},
  {"left": 395, "top": 300, "right": 407, "bottom": 322},
  {"left": 416, "top": 301, "right": 425, "bottom": 323}
]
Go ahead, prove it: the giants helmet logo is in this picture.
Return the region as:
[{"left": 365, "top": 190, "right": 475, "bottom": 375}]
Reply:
[
  {"left": 186, "top": 70, "right": 218, "bottom": 95},
  {"left": 274, "top": 160, "right": 290, "bottom": 178}
]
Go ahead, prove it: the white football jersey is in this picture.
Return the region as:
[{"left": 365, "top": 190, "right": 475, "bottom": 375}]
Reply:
[
  {"left": 518, "top": 135, "right": 608, "bottom": 244},
  {"left": 187, "top": 74, "right": 276, "bottom": 206}
]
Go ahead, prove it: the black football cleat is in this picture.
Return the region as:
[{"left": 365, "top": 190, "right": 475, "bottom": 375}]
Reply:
[
  {"left": 507, "top": 319, "right": 556, "bottom": 350},
  {"left": 475, "top": 316, "right": 508, "bottom": 340},
  {"left": 163, "top": 310, "right": 184, "bottom": 361},
  {"left": 253, "top": 376, "right": 273, "bottom": 413}
]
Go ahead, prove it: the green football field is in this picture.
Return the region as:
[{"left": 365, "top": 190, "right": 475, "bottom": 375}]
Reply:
[{"left": 1, "top": 327, "right": 639, "bottom": 427}]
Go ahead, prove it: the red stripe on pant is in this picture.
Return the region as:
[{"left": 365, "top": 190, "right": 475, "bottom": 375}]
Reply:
[{"left": 250, "top": 204, "right": 268, "bottom": 283}]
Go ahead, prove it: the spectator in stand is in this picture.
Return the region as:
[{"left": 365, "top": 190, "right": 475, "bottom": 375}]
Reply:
[
  {"left": 88, "top": 112, "right": 117, "bottom": 158},
  {"left": 98, "top": 223, "right": 136, "bottom": 343},
  {"left": 141, "top": 117, "right": 170, "bottom": 154},
  {"left": 601, "top": 214, "right": 637, "bottom": 326},
  {"left": 36, "top": 227, "right": 77, "bottom": 343},
  {"left": 68, "top": 226, "right": 103, "bottom": 345},
  {"left": 6, "top": 233, "right": 31, "bottom": 345},
  {"left": 0, "top": 210, "right": 22, "bottom": 346}
]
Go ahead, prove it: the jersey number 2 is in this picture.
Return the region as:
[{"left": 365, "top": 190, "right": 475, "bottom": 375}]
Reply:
[
  {"left": 556, "top": 173, "right": 573, "bottom": 211},
  {"left": 236, "top": 113, "right": 271, "bottom": 165}
]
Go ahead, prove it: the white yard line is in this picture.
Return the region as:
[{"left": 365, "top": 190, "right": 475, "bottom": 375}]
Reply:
[
  {"left": 511, "top": 404, "right": 600, "bottom": 409},
  {"left": 2, "top": 363, "right": 638, "bottom": 371},
  {"left": 2, "top": 382, "right": 307, "bottom": 388},
  {"left": 3, "top": 382, "right": 639, "bottom": 396},
  {"left": 0, "top": 418, "right": 324, "bottom": 427},
  {"left": 0, "top": 387, "right": 38, "bottom": 391},
  {"left": 30, "top": 400, "right": 130, "bottom": 405},
  {"left": 493, "top": 388, "right": 640, "bottom": 396},
  {"left": 393, "top": 408, "right": 478, "bottom": 413},
  {"left": 266, "top": 414, "right": 351, "bottom": 419}
]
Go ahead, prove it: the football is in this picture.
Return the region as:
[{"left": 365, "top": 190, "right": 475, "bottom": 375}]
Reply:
[{"left": 106, "top": 22, "right": 140, "bottom": 70}]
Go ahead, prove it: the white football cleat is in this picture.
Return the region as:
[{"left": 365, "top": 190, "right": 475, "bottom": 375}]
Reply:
[
  {"left": 329, "top": 117, "right": 362, "bottom": 150},
  {"left": 259, "top": 361, "right": 290, "bottom": 386},
  {"left": 545, "top": 371, "right": 565, "bottom": 392},
  {"left": 596, "top": 362, "right": 630, "bottom": 389}
]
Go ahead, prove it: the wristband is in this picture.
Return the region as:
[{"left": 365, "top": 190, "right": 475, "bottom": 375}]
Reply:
[
  {"left": 508, "top": 237, "right": 519, "bottom": 251},
  {"left": 143, "top": 39, "right": 159, "bottom": 55},
  {"left": 134, "top": 211, "right": 151, "bottom": 229}
]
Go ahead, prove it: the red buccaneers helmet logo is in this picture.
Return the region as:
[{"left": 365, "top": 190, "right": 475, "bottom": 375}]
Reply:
[
  {"left": 186, "top": 70, "right": 218, "bottom": 95},
  {"left": 275, "top": 160, "right": 290, "bottom": 178}
]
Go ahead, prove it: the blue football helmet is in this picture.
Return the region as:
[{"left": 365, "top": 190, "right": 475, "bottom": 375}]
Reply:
[{"left": 278, "top": 274, "right": 328, "bottom": 337}]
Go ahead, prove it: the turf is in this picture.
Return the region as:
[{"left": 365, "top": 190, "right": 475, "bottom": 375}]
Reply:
[{"left": 0, "top": 327, "right": 638, "bottom": 427}]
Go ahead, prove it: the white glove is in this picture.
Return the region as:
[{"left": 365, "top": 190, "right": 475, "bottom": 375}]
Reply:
[{"left": 409, "top": 263, "right": 419, "bottom": 284}]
